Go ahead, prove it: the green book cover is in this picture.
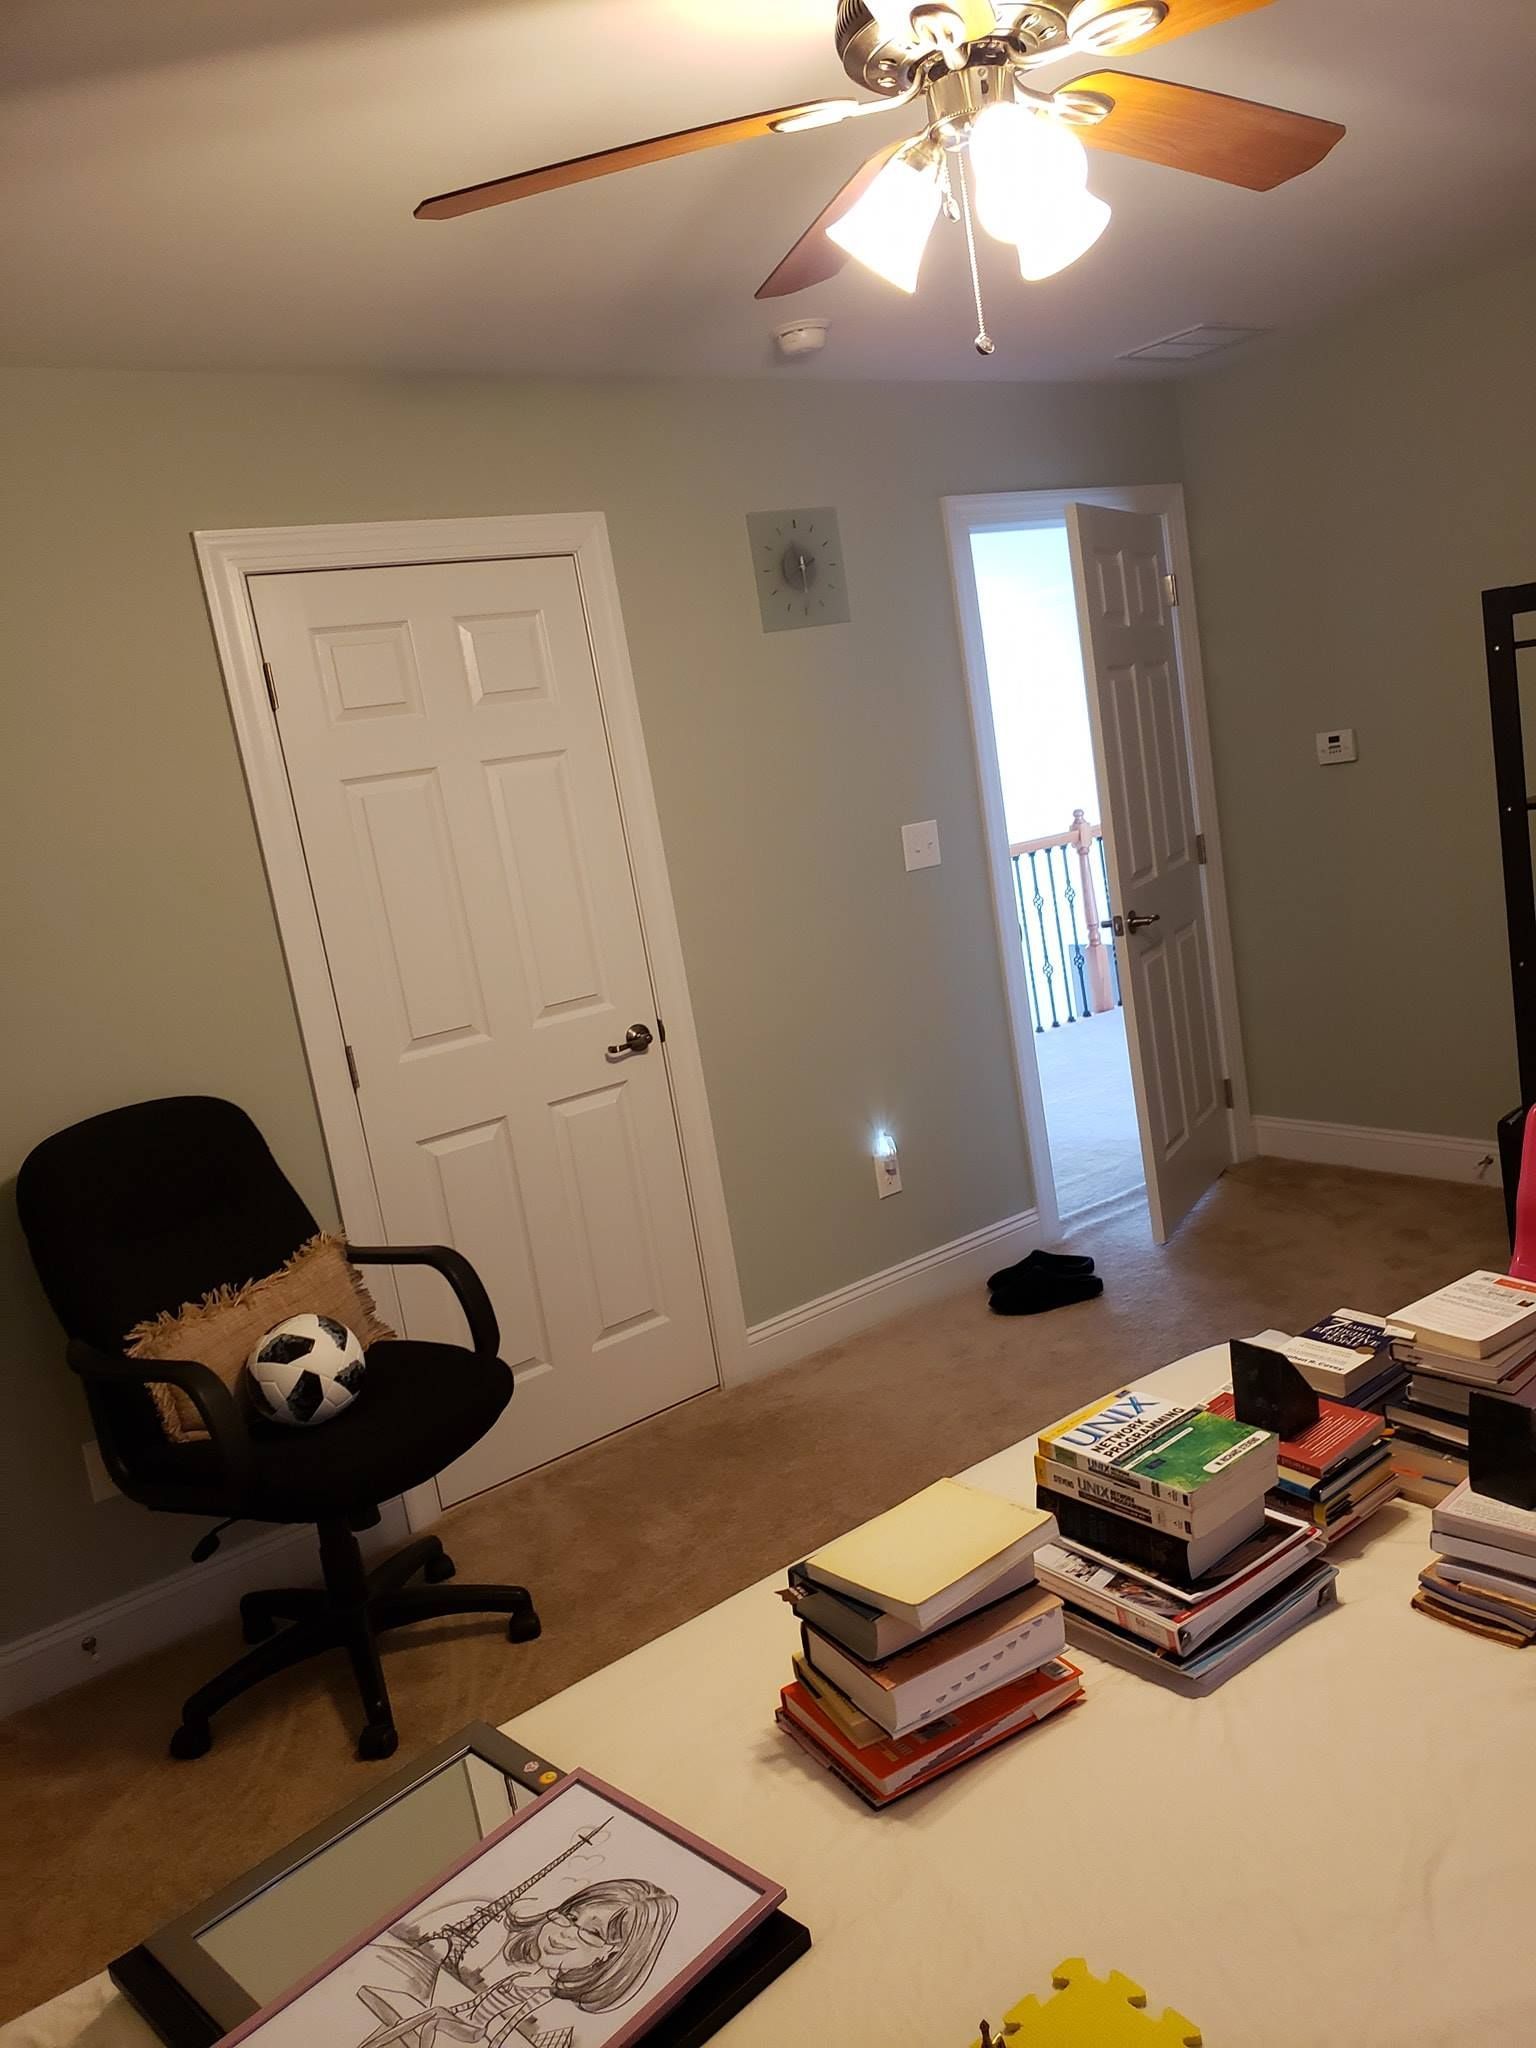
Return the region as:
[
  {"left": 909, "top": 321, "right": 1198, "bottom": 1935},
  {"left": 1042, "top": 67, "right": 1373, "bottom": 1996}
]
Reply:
[{"left": 1121, "top": 1412, "right": 1273, "bottom": 1490}]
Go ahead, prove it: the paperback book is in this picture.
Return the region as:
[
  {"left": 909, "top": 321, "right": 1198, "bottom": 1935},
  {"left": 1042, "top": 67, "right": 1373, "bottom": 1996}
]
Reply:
[
  {"left": 1036, "top": 1482, "right": 1264, "bottom": 1585},
  {"left": 1031, "top": 1505, "right": 1311, "bottom": 1603},
  {"left": 1390, "top": 1272, "right": 1536, "bottom": 1364},
  {"left": 1038, "top": 1391, "right": 1274, "bottom": 1512}
]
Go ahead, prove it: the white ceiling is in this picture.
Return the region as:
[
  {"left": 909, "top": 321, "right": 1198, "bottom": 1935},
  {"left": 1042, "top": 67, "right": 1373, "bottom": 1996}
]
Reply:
[{"left": 2, "top": 0, "right": 1535, "bottom": 382}]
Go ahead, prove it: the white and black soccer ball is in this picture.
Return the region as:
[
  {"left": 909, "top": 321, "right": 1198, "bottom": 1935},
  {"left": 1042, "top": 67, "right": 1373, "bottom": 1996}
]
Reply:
[{"left": 246, "top": 1314, "right": 367, "bottom": 1427}]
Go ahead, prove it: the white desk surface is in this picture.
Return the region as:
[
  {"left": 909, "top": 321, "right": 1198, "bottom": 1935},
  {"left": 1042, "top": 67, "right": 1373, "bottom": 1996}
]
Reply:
[{"left": 8, "top": 1345, "right": 1531, "bottom": 2048}]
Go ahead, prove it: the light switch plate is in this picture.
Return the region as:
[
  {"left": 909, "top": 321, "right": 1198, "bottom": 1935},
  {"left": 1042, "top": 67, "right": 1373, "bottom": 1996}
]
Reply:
[
  {"left": 902, "top": 820, "right": 941, "bottom": 870},
  {"left": 1316, "top": 727, "right": 1358, "bottom": 765}
]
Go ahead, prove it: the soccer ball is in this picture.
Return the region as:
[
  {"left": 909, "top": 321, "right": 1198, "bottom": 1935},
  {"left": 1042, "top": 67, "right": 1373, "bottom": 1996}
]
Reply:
[{"left": 246, "top": 1314, "right": 367, "bottom": 1427}]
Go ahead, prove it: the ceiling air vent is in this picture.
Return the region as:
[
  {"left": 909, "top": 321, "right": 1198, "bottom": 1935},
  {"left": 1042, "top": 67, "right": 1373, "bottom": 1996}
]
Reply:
[{"left": 1119, "top": 324, "right": 1268, "bottom": 363}]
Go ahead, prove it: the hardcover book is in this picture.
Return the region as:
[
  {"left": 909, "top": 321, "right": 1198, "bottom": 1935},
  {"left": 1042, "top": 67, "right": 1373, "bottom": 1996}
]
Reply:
[
  {"left": 800, "top": 1585, "right": 1064, "bottom": 1735},
  {"left": 776, "top": 1657, "right": 1082, "bottom": 1803},
  {"left": 802, "top": 1480, "right": 1055, "bottom": 1632},
  {"left": 1207, "top": 1386, "right": 1381, "bottom": 1479},
  {"left": 780, "top": 1550, "right": 1043, "bottom": 1663}
]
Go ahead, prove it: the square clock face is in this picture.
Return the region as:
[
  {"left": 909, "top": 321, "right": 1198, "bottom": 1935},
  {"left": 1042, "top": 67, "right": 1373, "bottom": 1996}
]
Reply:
[{"left": 746, "top": 507, "right": 849, "bottom": 632}]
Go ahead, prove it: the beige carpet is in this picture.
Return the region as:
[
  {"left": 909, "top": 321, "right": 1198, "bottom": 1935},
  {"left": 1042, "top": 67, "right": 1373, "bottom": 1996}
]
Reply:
[{"left": 0, "top": 1159, "right": 1505, "bottom": 2024}]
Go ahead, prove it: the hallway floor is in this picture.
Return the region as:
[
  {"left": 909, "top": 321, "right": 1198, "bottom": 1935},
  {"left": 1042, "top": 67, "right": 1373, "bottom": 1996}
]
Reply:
[{"left": 1034, "top": 1004, "right": 1145, "bottom": 1217}]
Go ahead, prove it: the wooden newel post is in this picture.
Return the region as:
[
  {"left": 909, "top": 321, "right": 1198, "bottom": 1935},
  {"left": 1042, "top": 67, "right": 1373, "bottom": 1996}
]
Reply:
[{"left": 1070, "top": 808, "right": 1114, "bottom": 1015}]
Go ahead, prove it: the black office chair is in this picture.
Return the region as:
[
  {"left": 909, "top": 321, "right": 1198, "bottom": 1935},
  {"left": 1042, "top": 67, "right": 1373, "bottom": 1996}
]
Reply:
[{"left": 16, "top": 1095, "right": 539, "bottom": 1763}]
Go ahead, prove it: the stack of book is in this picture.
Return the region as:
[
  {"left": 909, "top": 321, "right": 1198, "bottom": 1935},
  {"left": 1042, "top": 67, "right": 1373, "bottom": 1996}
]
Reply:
[
  {"left": 1386, "top": 1272, "right": 1536, "bottom": 1504},
  {"left": 1247, "top": 1311, "right": 1408, "bottom": 1414},
  {"left": 1031, "top": 1387, "right": 1339, "bottom": 1689},
  {"left": 775, "top": 1478, "right": 1081, "bottom": 1805},
  {"left": 1412, "top": 1479, "right": 1536, "bottom": 1645},
  {"left": 1207, "top": 1383, "right": 1399, "bottom": 1545}
]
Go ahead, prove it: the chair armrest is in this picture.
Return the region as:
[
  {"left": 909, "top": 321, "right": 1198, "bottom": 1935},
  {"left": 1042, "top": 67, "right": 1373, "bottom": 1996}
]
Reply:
[
  {"left": 345, "top": 1244, "right": 500, "bottom": 1359},
  {"left": 66, "top": 1340, "right": 256, "bottom": 1496}
]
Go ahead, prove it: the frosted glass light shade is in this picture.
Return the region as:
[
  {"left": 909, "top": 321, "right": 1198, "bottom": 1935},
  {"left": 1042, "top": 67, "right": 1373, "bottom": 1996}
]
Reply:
[
  {"left": 827, "top": 152, "right": 942, "bottom": 293},
  {"left": 969, "top": 102, "right": 1088, "bottom": 245},
  {"left": 1014, "top": 187, "right": 1112, "bottom": 279}
]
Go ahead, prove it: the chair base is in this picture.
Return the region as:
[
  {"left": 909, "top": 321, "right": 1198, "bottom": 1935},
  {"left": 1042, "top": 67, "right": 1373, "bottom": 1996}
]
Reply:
[{"left": 170, "top": 1521, "right": 538, "bottom": 1763}]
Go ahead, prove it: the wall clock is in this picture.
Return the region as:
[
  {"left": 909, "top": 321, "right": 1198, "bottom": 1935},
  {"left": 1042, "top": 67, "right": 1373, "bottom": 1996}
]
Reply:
[{"left": 745, "top": 507, "right": 849, "bottom": 633}]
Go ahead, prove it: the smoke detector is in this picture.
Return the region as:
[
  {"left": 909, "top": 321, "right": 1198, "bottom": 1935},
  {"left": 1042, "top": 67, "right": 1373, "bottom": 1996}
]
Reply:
[{"left": 774, "top": 317, "right": 830, "bottom": 359}]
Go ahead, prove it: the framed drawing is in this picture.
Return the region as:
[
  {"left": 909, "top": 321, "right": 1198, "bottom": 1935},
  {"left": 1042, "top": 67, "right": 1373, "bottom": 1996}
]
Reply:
[{"left": 215, "top": 1770, "right": 787, "bottom": 2048}]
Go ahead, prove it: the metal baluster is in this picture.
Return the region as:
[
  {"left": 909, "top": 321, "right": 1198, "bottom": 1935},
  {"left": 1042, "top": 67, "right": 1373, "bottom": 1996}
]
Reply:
[
  {"left": 1060, "top": 843, "right": 1089, "bottom": 1018},
  {"left": 1046, "top": 844, "right": 1077, "bottom": 1023},
  {"left": 1029, "top": 851, "right": 1060, "bottom": 1027},
  {"left": 1013, "top": 854, "right": 1044, "bottom": 1033}
]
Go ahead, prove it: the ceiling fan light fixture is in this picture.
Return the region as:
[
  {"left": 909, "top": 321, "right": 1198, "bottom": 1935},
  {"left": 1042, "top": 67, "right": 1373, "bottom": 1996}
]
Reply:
[
  {"left": 826, "top": 146, "right": 942, "bottom": 292},
  {"left": 1013, "top": 185, "right": 1111, "bottom": 278},
  {"left": 968, "top": 100, "right": 1088, "bottom": 244},
  {"left": 1065, "top": 0, "right": 1169, "bottom": 52}
]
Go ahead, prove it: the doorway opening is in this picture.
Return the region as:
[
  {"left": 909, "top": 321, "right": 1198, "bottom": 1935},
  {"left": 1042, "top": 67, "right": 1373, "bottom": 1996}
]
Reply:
[{"left": 970, "top": 520, "right": 1145, "bottom": 1223}]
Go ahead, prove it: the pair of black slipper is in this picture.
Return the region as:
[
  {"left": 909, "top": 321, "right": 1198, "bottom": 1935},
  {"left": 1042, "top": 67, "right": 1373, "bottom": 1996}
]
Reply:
[{"left": 987, "top": 1246, "right": 1103, "bottom": 1316}]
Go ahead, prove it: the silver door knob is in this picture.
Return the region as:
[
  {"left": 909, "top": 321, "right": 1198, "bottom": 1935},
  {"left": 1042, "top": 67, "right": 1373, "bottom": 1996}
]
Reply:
[
  {"left": 606, "top": 1022, "right": 654, "bottom": 1057},
  {"left": 1123, "top": 910, "right": 1161, "bottom": 932}
]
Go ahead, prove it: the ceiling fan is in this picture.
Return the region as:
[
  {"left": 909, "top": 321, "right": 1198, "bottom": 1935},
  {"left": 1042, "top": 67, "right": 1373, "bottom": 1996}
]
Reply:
[{"left": 414, "top": 0, "right": 1344, "bottom": 355}]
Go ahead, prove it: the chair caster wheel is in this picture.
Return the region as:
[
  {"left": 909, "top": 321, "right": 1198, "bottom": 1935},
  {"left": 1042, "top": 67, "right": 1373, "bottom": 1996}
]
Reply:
[
  {"left": 507, "top": 1611, "right": 542, "bottom": 1644},
  {"left": 422, "top": 1551, "right": 456, "bottom": 1584},
  {"left": 357, "top": 1722, "right": 399, "bottom": 1762},
  {"left": 169, "top": 1720, "right": 212, "bottom": 1760}
]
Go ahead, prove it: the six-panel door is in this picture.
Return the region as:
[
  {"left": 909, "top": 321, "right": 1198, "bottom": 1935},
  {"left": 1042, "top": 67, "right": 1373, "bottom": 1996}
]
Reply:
[
  {"left": 250, "top": 556, "right": 718, "bottom": 1502},
  {"left": 1065, "top": 504, "right": 1231, "bottom": 1242}
]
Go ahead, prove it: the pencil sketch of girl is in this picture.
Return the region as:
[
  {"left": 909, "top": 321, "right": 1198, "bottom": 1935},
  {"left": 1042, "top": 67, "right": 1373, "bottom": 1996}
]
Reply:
[{"left": 354, "top": 1877, "right": 677, "bottom": 2048}]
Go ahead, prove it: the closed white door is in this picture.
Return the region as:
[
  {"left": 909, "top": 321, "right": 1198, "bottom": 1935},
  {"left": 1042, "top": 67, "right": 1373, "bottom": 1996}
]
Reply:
[
  {"left": 1065, "top": 504, "right": 1231, "bottom": 1242},
  {"left": 250, "top": 555, "right": 718, "bottom": 1504}
]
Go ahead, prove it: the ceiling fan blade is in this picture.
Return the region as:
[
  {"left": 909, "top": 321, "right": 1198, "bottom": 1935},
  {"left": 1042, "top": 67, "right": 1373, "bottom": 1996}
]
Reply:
[
  {"left": 755, "top": 140, "right": 908, "bottom": 299},
  {"left": 1072, "top": 0, "right": 1276, "bottom": 58},
  {"left": 1068, "top": 71, "right": 1344, "bottom": 190},
  {"left": 415, "top": 102, "right": 840, "bottom": 220}
]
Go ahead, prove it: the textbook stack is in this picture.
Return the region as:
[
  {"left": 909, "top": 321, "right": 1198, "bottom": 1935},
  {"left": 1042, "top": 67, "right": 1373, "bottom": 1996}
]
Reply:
[
  {"left": 1031, "top": 1387, "right": 1338, "bottom": 1689},
  {"left": 1386, "top": 1273, "right": 1536, "bottom": 1505},
  {"left": 1207, "top": 1384, "right": 1399, "bottom": 1546},
  {"left": 776, "top": 1479, "right": 1081, "bottom": 1805},
  {"left": 1412, "top": 1480, "right": 1536, "bottom": 1646}
]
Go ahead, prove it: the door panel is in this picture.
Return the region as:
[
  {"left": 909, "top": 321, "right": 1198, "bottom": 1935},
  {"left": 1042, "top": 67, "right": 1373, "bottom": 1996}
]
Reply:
[
  {"left": 250, "top": 555, "right": 718, "bottom": 1502},
  {"left": 1066, "top": 505, "right": 1231, "bottom": 1241}
]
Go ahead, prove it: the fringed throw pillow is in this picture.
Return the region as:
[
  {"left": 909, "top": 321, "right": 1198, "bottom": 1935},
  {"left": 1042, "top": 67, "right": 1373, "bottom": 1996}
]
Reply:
[{"left": 124, "top": 1233, "right": 395, "bottom": 1444}]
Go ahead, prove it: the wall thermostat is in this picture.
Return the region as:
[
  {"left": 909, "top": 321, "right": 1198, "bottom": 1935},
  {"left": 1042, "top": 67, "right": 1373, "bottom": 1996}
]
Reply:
[{"left": 1316, "top": 728, "right": 1358, "bottom": 765}]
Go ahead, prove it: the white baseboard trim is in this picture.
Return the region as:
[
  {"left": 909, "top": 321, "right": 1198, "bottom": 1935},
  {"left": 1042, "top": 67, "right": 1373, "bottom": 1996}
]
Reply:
[
  {"left": 741, "top": 1208, "right": 1041, "bottom": 1381},
  {"left": 1252, "top": 1116, "right": 1498, "bottom": 1186},
  {"left": 0, "top": 1500, "right": 410, "bottom": 1719}
]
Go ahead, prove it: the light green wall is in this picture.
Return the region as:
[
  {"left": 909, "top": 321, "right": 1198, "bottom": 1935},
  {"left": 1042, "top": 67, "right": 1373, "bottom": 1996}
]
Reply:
[
  {"left": 0, "top": 366, "right": 1179, "bottom": 1640},
  {"left": 1177, "top": 251, "right": 1536, "bottom": 1141}
]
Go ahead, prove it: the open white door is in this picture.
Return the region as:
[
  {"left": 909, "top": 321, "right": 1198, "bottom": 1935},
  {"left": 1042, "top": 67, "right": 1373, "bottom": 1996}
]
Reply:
[{"left": 1065, "top": 503, "right": 1231, "bottom": 1241}]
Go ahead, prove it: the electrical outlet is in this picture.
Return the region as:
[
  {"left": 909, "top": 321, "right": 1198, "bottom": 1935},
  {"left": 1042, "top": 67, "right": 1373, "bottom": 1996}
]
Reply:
[
  {"left": 82, "top": 1439, "right": 119, "bottom": 1503},
  {"left": 874, "top": 1147, "right": 903, "bottom": 1198}
]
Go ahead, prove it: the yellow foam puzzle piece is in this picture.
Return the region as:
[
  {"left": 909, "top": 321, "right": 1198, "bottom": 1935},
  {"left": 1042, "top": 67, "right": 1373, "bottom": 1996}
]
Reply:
[{"left": 967, "top": 1957, "right": 1203, "bottom": 2047}]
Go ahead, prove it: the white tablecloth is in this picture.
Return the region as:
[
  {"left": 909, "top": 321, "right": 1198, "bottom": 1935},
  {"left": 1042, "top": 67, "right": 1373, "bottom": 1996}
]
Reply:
[{"left": 8, "top": 1346, "right": 1534, "bottom": 2047}]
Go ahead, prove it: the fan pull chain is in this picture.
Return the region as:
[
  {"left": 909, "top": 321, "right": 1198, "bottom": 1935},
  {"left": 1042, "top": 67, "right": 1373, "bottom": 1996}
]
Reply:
[{"left": 953, "top": 151, "right": 995, "bottom": 357}]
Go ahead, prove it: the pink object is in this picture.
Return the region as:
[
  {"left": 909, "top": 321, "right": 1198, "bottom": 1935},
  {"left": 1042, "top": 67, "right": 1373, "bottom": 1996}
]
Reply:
[{"left": 1511, "top": 1110, "right": 1536, "bottom": 1281}]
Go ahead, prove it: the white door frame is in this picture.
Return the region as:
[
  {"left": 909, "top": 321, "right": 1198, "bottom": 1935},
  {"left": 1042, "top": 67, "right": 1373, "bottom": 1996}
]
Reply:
[
  {"left": 941, "top": 483, "right": 1253, "bottom": 1237},
  {"left": 194, "top": 515, "right": 748, "bottom": 1527}
]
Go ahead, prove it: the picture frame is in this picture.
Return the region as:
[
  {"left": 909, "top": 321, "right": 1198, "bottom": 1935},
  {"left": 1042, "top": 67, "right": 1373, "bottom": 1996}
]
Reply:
[
  {"left": 115, "top": 1724, "right": 567, "bottom": 2047},
  {"left": 213, "top": 1768, "right": 788, "bottom": 2048}
]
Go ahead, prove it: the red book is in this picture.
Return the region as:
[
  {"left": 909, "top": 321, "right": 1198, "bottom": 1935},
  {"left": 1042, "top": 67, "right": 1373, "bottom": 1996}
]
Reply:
[
  {"left": 1207, "top": 1388, "right": 1382, "bottom": 1479},
  {"left": 777, "top": 1658, "right": 1082, "bottom": 1804}
]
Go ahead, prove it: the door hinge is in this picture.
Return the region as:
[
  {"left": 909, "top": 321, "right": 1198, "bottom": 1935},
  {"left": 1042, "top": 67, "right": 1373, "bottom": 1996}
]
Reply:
[
  {"left": 262, "top": 660, "right": 279, "bottom": 713},
  {"left": 656, "top": 1015, "right": 667, "bottom": 1044},
  {"left": 1195, "top": 831, "right": 1207, "bottom": 865},
  {"left": 1163, "top": 570, "right": 1180, "bottom": 608},
  {"left": 344, "top": 1043, "right": 360, "bottom": 1092},
  {"left": 1223, "top": 1076, "right": 1234, "bottom": 1109}
]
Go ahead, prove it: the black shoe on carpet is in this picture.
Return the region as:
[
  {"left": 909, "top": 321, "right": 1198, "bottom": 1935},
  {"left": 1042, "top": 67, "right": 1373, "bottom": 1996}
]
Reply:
[
  {"left": 987, "top": 1247, "right": 1096, "bottom": 1290},
  {"left": 988, "top": 1272, "right": 1104, "bottom": 1316}
]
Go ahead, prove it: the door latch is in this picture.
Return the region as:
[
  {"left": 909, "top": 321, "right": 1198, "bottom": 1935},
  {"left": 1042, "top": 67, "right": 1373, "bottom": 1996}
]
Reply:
[{"left": 606, "top": 1022, "right": 654, "bottom": 1059}]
